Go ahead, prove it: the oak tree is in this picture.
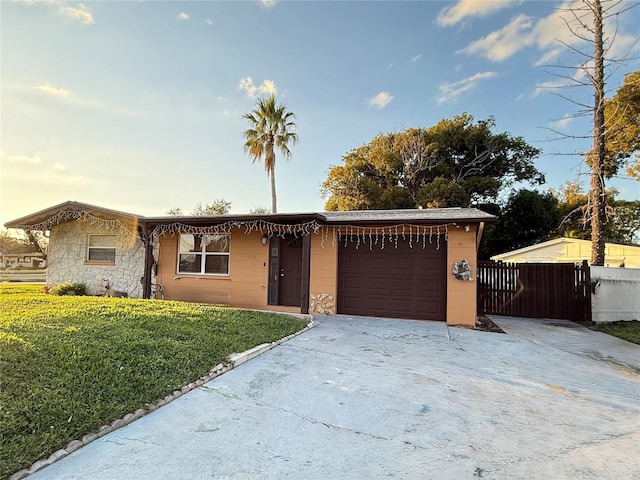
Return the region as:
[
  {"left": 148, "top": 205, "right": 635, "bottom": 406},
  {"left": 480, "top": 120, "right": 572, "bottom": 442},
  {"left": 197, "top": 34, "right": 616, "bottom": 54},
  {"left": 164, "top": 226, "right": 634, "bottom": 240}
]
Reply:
[
  {"left": 321, "top": 114, "right": 543, "bottom": 211},
  {"left": 604, "top": 69, "right": 640, "bottom": 179}
]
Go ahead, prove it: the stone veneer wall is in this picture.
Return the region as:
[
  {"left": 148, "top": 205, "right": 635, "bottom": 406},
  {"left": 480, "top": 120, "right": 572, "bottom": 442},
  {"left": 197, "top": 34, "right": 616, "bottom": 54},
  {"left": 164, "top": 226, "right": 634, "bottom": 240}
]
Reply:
[{"left": 48, "top": 221, "right": 145, "bottom": 297}]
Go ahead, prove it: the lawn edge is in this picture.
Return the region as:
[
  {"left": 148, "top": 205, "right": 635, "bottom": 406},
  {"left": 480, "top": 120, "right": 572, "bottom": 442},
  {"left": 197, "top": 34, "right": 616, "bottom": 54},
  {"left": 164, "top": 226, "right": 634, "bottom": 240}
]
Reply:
[{"left": 10, "top": 313, "right": 314, "bottom": 480}]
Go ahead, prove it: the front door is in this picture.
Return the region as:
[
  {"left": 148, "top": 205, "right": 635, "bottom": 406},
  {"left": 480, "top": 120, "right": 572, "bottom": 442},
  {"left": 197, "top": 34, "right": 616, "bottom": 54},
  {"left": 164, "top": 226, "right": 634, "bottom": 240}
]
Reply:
[{"left": 278, "top": 235, "right": 303, "bottom": 306}]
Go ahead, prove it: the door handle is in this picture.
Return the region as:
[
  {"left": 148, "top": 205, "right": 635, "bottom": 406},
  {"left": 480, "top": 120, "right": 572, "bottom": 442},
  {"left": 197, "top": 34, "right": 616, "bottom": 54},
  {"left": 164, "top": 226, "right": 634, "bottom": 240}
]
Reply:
[{"left": 280, "top": 269, "right": 285, "bottom": 277}]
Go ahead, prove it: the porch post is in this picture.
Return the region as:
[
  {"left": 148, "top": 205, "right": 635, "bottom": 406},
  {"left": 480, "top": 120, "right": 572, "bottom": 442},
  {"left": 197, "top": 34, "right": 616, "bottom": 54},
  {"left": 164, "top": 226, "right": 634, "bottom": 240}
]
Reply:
[
  {"left": 141, "top": 222, "right": 153, "bottom": 299},
  {"left": 300, "top": 234, "right": 311, "bottom": 314}
]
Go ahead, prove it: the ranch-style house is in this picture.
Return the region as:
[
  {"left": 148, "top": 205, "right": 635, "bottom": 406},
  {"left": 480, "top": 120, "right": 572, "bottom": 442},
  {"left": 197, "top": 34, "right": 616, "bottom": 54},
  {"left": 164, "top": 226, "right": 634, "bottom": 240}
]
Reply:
[{"left": 5, "top": 201, "right": 497, "bottom": 326}]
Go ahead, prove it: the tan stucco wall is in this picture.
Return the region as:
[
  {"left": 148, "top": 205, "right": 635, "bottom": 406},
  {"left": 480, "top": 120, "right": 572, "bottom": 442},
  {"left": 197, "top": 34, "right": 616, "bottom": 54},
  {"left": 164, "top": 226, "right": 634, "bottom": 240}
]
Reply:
[
  {"left": 308, "top": 225, "right": 480, "bottom": 326},
  {"left": 309, "top": 231, "right": 338, "bottom": 315},
  {"left": 446, "top": 227, "right": 478, "bottom": 327},
  {"left": 157, "top": 229, "right": 334, "bottom": 314},
  {"left": 155, "top": 230, "right": 294, "bottom": 310},
  {"left": 154, "top": 224, "right": 480, "bottom": 325}
]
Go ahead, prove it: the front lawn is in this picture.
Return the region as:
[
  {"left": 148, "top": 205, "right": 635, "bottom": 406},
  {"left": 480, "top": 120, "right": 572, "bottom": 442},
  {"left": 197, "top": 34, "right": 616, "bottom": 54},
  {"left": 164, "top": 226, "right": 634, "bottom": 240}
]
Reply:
[
  {"left": 592, "top": 320, "right": 640, "bottom": 345},
  {"left": 0, "top": 284, "right": 307, "bottom": 479}
]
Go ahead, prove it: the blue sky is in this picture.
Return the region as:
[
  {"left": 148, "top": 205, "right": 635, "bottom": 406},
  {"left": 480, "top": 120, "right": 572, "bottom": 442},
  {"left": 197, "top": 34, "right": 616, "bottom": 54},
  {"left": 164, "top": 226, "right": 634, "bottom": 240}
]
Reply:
[{"left": 1, "top": 0, "right": 638, "bottom": 226}]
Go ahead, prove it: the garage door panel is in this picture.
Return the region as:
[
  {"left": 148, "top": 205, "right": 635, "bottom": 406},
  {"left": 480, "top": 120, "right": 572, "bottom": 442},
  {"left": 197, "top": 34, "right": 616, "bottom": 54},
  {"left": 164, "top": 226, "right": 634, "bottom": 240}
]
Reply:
[
  {"left": 337, "top": 236, "right": 446, "bottom": 321},
  {"left": 418, "top": 279, "right": 444, "bottom": 293},
  {"left": 388, "top": 257, "right": 414, "bottom": 270},
  {"left": 341, "top": 296, "right": 387, "bottom": 312}
]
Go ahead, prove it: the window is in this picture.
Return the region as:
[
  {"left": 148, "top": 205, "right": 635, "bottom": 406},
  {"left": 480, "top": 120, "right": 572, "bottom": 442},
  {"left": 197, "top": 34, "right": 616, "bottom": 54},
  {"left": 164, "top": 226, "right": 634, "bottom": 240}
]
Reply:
[
  {"left": 178, "top": 234, "right": 229, "bottom": 275},
  {"left": 87, "top": 235, "right": 117, "bottom": 263}
]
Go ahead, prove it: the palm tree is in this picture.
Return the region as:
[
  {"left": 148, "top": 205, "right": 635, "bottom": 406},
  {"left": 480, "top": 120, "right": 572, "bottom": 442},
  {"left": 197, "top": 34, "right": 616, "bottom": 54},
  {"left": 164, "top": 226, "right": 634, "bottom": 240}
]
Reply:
[{"left": 242, "top": 94, "right": 298, "bottom": 214}]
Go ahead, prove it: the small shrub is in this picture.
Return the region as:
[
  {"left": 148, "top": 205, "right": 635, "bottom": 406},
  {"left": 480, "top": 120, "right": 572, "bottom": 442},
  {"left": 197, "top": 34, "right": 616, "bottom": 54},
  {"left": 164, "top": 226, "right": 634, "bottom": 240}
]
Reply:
[{"left": 49, "top": 282, "right": 87, "bottom": 296}]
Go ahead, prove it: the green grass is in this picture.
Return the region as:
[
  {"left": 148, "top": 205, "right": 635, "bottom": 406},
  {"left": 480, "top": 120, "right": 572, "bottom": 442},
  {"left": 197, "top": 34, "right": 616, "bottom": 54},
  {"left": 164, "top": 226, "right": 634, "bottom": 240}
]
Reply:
[
  {"left": 592, "top": 320, "right": 640, "bottom": 345},
  {"left": 0, "top": 284, "right": 307, "bottom": 479}
]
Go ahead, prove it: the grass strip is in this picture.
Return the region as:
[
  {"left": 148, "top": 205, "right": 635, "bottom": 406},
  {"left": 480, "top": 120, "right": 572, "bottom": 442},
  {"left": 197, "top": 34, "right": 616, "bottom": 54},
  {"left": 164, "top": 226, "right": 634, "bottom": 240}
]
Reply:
[
  {"left": 592, "top": 320, "right": 640, "bottom": 345},
  {"left": 0, "top": 284, "right": 307, "bottom": 479}
]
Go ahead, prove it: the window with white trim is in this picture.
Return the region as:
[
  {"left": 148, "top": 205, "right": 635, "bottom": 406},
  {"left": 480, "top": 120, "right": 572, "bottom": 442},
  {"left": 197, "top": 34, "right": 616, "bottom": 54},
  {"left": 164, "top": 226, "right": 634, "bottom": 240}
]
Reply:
[
  {"left": 177, "top": 234, "right": 230, "bottom": 275},
  {"left": 87, "top": 234, "right": 117, "bottom": 263}
]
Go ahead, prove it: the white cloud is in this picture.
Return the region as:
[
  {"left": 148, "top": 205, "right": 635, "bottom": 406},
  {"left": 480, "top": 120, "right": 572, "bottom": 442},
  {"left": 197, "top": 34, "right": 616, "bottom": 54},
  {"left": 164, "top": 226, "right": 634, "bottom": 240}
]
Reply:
[
  {"left": 458, "top": 14, "right": 533, "bottom": 62},
  {"left": 7, "top": 82, "right": 142, "bottom": 118},
  {"left": 59, "top": 3, "right": 94, "bottom": 25},
  {"left": 437, "top": 0, "right": 520, "bottom": 27},
  {"left": 51, "top": 162, "right": 67, "bottom": 171},
  {"left": 530, "top": 0, "right": 586, "bottom": 50},
  {"left": 5, "top": 154, "right": 42, "bottom": 165},
  {"left": 238, "top": 77, "right": 278, "bottom": 97},
  {"left": 205, "top": 19, "right": 213, "bottom": 25},
  {"left": 177, "top": 12, "right": 189, "bottom": 21},
  {"left": 549, "top": 114, "right": 574, "bottom": 131},
  {"left": 548, "top": 16, "right": 638, "bottom": 68},
  {"left": 260, "top": 0, "right": 277, "bottom": 9},
  {"left": 2, "top": 153, "right": 104, "bottom": 188},
  {"left": 15, "top": 0, "right": 57, "bottom": 4},
  {"left": 532, "top": 65, "right": 588, "bottom": 97},
  {"left": 368, "top": 91, "right": 393, "bottom": 109},
  {"left": 260, "top": 79, "right": 277, "bottom": 96},
  {"left": 458, "top": 0, "right": 639, "bottom": 65},
  {"left": 532, "top": 78, "right": 571, "bottom": 98},
  {"left": 411, "top": 54, "right": 422, "bottom": 63},
  {"left": 532, "top": 47, "right": 564, "bottom": 67},
  {"left": 437, "top": 71, "right": 497, "bottom": 104},
  {"left": 238, "top": 77, "right": 255, "bottom": 96},
  {"left": 15, "top": 0, "right": 95, "bottom": 24},
  {"left": 35, "top": 83, "right": 71, "bottom": 97}
]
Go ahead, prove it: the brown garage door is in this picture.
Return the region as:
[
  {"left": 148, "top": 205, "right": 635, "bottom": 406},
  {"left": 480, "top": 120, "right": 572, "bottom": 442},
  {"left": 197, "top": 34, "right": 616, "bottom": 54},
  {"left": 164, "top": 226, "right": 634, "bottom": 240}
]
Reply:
[{"left": 337, "top": 236, "right": 447, "bottom": 321}]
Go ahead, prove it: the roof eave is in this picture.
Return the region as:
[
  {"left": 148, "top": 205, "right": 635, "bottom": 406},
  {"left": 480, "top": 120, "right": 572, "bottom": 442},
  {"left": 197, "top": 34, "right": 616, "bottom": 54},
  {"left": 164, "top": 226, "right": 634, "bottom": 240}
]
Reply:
[
  {"left": 141, "top": 212, "right": 325, "bottom": 226},
  {"left": 4, "top": 201, "right": 141, "bottom": 230},
  {"left": 321, "top": 217, "right": 496, "bottom": 226}
]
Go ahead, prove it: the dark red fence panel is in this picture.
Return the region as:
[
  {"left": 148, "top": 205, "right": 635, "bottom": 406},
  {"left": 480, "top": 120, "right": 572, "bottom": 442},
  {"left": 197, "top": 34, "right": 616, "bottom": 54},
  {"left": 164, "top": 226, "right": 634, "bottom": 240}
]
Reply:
[{"left": 477, "top": 260, "right": 591, "bottom": 322}]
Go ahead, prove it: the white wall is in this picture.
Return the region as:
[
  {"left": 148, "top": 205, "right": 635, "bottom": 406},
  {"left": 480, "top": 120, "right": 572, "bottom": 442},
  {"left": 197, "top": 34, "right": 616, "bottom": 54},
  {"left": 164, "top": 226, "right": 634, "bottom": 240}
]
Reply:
[
  {"left": 591, "top": 266, "right": 640, "bottom": 323},
  {"left": 48, "top": 221, "right": 145, "bottom": 297}
]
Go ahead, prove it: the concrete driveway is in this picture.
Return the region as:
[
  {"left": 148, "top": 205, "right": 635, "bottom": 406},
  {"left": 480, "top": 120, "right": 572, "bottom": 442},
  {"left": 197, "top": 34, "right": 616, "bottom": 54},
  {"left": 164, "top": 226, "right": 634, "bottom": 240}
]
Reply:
[{"left": 26, "top": 315, "right": 639, "bottom": 480}]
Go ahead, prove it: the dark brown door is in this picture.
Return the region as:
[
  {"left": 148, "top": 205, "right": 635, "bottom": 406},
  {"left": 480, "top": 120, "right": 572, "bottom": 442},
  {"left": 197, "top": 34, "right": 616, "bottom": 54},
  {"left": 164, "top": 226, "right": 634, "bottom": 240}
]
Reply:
[
  {"left": 338, "top": 236, "right": 447, "bottom": 321},
  {"left": 278, "top": 235, "right": 303, "bottom": 306}
]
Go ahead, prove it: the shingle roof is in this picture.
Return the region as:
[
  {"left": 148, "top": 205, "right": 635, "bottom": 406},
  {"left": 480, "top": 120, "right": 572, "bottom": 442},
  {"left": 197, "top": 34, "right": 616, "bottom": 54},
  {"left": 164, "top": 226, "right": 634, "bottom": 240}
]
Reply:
[
  {"left": 5, "top": 202, "right": 496, "bottom": 230},
  {"left": 321, "top": 208, "right": 496, "bottom": 224}
]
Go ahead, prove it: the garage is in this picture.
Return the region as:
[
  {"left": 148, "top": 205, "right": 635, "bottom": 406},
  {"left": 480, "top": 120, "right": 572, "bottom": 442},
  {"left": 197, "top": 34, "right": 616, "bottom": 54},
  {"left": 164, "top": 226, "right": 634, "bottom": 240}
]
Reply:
[
  {"left": 7, "top": 202, "right": 495, "bottom": 327},
  {"left": 337, "top": 235, "right": 447, "bottom": 321}
]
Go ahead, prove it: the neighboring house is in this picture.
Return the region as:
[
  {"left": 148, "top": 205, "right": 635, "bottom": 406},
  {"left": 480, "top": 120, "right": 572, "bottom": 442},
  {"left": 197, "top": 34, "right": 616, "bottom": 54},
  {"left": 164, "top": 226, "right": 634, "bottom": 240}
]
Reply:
[
  {"left": 491, "top": 238, "right": 640, "bottom": 268},
  {"left": 5, "top": 201, "right": 497, "bottom": 326}
]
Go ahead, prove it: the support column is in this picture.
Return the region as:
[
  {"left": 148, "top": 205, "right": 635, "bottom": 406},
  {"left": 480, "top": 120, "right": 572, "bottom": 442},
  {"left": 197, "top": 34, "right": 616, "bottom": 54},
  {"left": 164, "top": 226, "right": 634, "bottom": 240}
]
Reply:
[
  {"left": 141, "top": 222, "right": 153, "bottom": 299},
  {"left": 300, "top": 234, "right": 311, "bottom": 314}
]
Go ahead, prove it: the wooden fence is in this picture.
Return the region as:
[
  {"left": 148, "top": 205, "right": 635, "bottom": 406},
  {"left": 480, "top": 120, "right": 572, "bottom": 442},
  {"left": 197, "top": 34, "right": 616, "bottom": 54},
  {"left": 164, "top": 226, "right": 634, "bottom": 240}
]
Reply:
[{"left": 477, "top": 261, "right": 591, "bottom": 322}]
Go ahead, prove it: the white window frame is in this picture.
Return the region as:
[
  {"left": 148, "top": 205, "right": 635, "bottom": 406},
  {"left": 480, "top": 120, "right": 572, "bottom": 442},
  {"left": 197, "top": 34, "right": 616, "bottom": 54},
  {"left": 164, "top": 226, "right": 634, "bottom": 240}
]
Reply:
[
  {"left": 177, "top": 233, "right": 230, "bottom": 276},
  {"left": 86, "top": 234, "right": 117, "bottom": 264}
]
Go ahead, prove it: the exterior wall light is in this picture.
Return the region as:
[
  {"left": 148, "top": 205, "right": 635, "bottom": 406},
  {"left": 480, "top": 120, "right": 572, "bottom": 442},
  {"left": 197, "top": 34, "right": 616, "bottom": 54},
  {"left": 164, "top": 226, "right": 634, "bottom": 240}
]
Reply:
[{"left": 261, "top": 234, "right": 268, "bottom": 246}]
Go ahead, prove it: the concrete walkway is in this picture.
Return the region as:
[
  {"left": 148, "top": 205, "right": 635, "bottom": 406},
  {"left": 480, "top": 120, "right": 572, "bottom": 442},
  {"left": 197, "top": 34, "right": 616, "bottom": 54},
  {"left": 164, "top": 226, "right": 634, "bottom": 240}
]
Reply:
[
  {"left": 490, "top": 315, "right": 640, "bottom": 373},
  {"left": 25, "top": 315, "right": 639, "bottom": 480}
]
